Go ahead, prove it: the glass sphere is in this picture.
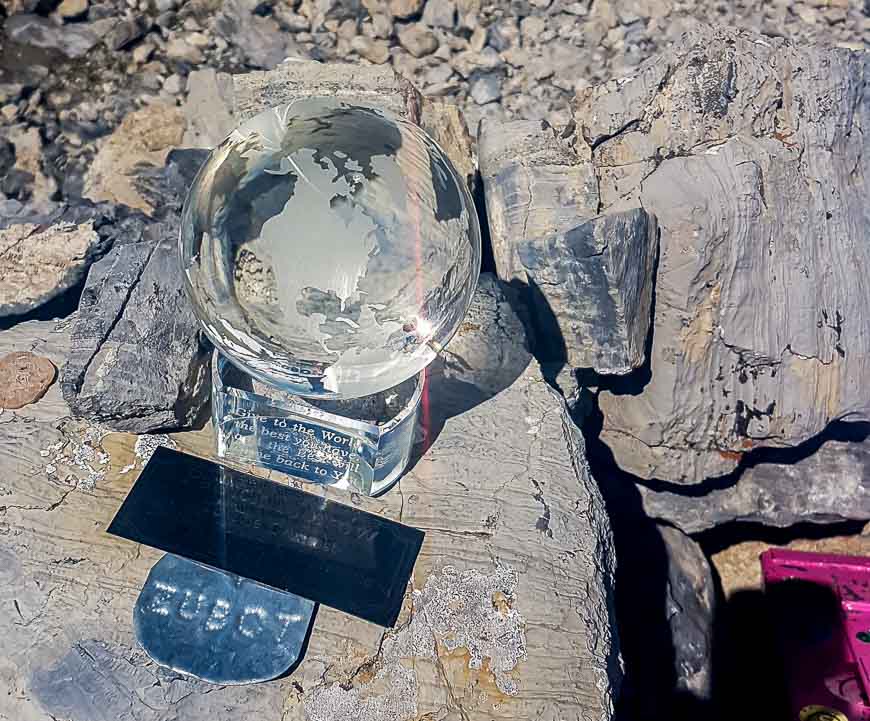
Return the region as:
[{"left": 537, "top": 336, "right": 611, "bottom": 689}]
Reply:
[{"left": 180, "top": 98, "right": 481, "bottom": 399}]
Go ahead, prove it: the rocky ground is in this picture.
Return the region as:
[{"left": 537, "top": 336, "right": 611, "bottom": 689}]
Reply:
[
  {"left": 2, "top": 0, "right": 870, "bottom": 218},
  {"left": 3, "top": 1, "right": 870, "bottom": 720}
]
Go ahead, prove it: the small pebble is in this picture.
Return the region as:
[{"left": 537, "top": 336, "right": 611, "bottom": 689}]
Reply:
[
  {"left": 165, "top": 36, "right": 204, "bottom": 63},
  {"left": 132, "top": 41, "right": 155, "bottom": 63},
  {"left": 397, "top": 24, "right": 439, "bottom": 57},
  {"left": 469, "top": 25, "right": 487, "bottom": 52},
  {"left": 0, "top": 352, "right": 57, "bottom": 410},
  {"left": 186, "top": 31, "right": 210, "bottom": 47},
  {"left": 389, "top": 0, "right": 424, "bottom": 19},
  {"left": 422, "top": 0, "right": 456, "bottom": 28},
  {"left": 57, "top": 0, "right": 88, "bottom": 19},
  {"left": 162, "top": 72, "right": 184, "bottom": 94}
]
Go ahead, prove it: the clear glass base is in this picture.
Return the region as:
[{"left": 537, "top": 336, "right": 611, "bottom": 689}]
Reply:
[{"left": 211, "top": 351, "right": 422, "bottom": 496}]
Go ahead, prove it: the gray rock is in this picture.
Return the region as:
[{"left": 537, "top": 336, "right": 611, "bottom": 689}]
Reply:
[
  {"left": 5, "top": 14, "right": 100, "bottom": 59},
  {"left": 389, "top": 0, "right": 424, "bottom": 19},
  {"left": 640, "top": 423, "right": 870, "bottom": 532},
  {"left": 659, "top": 525, "right": 715, "bottom": 701},
  {"left": 487, "top": 17, "right": 519, "bottom": 51},
  {"left": 479, "top": 119, "right": 599, "bottom": 281},
  {"left": 574, "top": 27, "right": 870, "bottom": 483},
  {"left": 469, "top": 72, "right": 501, "bottom": 104},
  {"left": 162, "top": 73, "right": 184, "bottom": 95},
  {"left": 0, "top": 203, "right": 119, "bottom": 318},
  {"left": 165, "top": 36, "right": 205, "bottom": 64},
  {"left": 397, "top": 23, "right": 439, "bottom": 57},
  {"left": 104, "top": 16, "right": 151, "bottom": 51},
  {"left": 516, "top": 209, "right": 658, "bottom": 373},
  {"left": 5, "top": 320, "right": 621, "bottom": 721},
  {"left": 351, "top": 35, "right": 391, "bottom": 64},
  {"left": 61, "top": 215, "right": 211, "bottom": 433},
  {"left": 182, "top": 69, "right": 236, "bottom": 148},
  {"left": 212, "top": 0, "right": 307, "bottom": 69},
  {"left": 478, "top": 116, "right": 655, "bottom": 373},
  {"left": 431, "top": 273, "right": 533, "bottom": 399},
  {"left": 422, "top": 0, "right": 456, "bottom": 27}
]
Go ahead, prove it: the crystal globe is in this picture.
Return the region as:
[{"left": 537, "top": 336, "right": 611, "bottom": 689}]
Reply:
[{"left": 181, "top": 98, "right": 481, "bottom": 399}]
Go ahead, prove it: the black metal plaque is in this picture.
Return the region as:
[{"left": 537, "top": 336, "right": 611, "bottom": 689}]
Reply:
[{"left": 108, "top": 447, "right": 423, "bottom": 627}]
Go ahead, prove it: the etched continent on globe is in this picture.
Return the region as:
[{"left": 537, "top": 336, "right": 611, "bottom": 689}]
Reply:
[{"left": 181, "top": 98, "right": 481, "bottom": 399}]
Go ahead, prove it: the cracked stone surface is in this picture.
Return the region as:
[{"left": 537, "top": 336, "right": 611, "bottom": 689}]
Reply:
[
  {"left": 61, "top": 215, "right": 211, "bottom": 433},
  {"left": 658, "top": 525, "right": 714, "bottom": 701},
  {"left": 640, "top": 423, "right": 870, "bottom": 533},
  {"left": 479, "top": 118, "right": 600, "bottom": 284},
  {"left": 573, "top": 26, "right": 870, "bottom": 483},
  {"left": 0, "top": 281, "right": 621, "bottom": 721},
  {"left": 0, "top": 203, "right": 119, "bottom": 318},
  {"left": 479, "top": 120, "right": 657, "bottom": 373},
  {"left": 61, "top": 149, "right": 211, "bottom": 434},
  {"left": 523, "top": 209, "right": 658, "bottom": 373}
]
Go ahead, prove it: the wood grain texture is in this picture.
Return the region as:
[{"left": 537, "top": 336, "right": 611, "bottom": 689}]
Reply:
[
  {"left": 478, "top": 119, "right": 599, "bottom": 283},
  {"left": 0, "top": 280, "right": 621, "bottom": 721},
  {"left": 574, "top": 26, "right": 870, "bottom": 483},
  {"left": 478, "top": 120, "right": 657, "bottom": 374},
  {"left": 640, "top": 426, "right": 870, "bottom": 532}
]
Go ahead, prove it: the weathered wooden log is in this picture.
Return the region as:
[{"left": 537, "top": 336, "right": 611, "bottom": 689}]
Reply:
[
  {"left": 478, "top": 119, "right": 657, "bottom": 374},
  {"left": 640, "top": 423, "right": 870, "bottom": 533},
  {"left": 517, "top": 209, "right": 658, "bottom": 373},
  {"left": 479, "top": 119, "right": 599, "bottom": 282},
  {"left": 0, "top": 278, "right": 622, "bottom": 720},
  {"left": 574, "top": 26, "right": 870, "bottom": 484},
  {"left": 60, "top": 214, "right": 211, "bottom": 434}
]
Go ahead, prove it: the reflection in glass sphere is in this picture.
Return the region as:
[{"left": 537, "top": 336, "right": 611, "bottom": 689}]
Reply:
[{"left": 181, "top": 98, "right": 481, "bottom": 399}]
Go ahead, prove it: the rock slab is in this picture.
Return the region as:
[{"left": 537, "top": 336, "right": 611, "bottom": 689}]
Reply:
[
  {"left": 576, "top": 27, "right": 870, "bottom": 483},
  {"left": 640, "top": 423, "right": 870, "bottom": 532},
  {"left": 479, "top": 119, "right": 600, "bottom": 283},
  {"left": 61, "top": 216, "right": 211, "bottom": 433},
  {"left": 1, "top": 284, "right": 622, "bottom": 721},
  {"left": 0, "top": 203, "right": 119, "bottom": 318},
  {"left": 659, "top": 525, "right": 715, "bottom": 701},
  {"left": 479, "top": 118, "right": 658, "bottom": 373},
  {"left": 517, "top": 209, "right": 658, "bottom": 373}
]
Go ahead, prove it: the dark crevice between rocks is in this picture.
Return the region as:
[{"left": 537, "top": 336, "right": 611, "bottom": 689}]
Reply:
[
  {"left": 578, "top": 389, "right": 689, "bottom": 720},
  {"left": 696, "top": 517, "right": 868, "bottom": 556},
  {"left": 633, "top": 419, "right": 870, "bottom": 497},
  {"left": 472, "top": 169, "right": 496, "bottom": 275}
]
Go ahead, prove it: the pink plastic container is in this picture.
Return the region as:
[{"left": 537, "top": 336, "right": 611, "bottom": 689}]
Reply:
[{"left": 762, "top": 548, "right": 870, "bottom": 721}]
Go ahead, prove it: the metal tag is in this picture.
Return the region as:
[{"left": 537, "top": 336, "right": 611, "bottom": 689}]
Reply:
[{"left": 135, "top": 554, "right": 315, "bottom": 684}]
